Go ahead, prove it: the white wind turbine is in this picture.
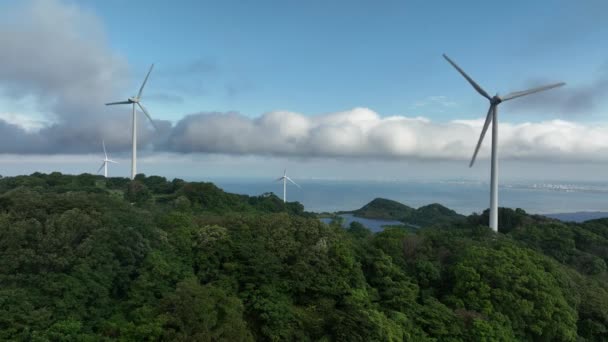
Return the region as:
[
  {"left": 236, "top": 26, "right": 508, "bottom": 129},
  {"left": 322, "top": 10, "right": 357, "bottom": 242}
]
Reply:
[
  {"left": 97, "top": 140, "right": 118, "bottom": 178},
  {"left": 105, "top": 64, "right": 157, "bottom": 180},
  {"left": 276, "top": 169, "right": 300, "bottom": 203},
  {"left": 443, "top": 54, "right": 565, "bottom": 232}
]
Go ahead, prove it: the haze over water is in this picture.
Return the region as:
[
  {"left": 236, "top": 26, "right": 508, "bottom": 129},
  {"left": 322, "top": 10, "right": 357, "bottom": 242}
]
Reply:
[{"left": 205, "top": 178, "right": 608, "bottom": 215}]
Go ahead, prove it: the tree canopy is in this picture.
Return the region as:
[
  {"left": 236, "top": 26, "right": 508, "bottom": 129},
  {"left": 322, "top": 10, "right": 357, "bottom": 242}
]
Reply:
[{"left": 0, "top": 173, "right": 607, "bottom": 341}]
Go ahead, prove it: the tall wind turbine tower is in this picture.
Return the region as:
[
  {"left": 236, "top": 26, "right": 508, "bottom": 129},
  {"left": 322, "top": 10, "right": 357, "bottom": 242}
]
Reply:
[
  {"left": 276, "top": 169, "right": 300, "bottom": 203},
  {"left": 105, "top": 64, "right": 157, "bottom": 180},
  {"left": 443, "top": 54, "right": 564, "bottom": 232},
  {"left": 97, "top": 140, "right": 118, "bottom": 178}
]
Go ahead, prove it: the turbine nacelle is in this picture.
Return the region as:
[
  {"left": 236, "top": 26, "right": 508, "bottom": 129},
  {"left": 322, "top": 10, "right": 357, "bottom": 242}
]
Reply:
[
  {"left": 491, "top": 94, "right": 502, "bottom": 105},
  {"left": 128, "top": 97, "right": 139, "bottom": 103}
]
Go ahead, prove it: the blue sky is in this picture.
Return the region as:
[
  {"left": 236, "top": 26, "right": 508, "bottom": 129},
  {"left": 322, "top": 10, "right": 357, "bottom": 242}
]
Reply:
[
  {"left": 80, "top": 0, "right": 608, "bottom": 122},
  {"left": 0, "top": 0, "right": 607, "bottom": 181}
]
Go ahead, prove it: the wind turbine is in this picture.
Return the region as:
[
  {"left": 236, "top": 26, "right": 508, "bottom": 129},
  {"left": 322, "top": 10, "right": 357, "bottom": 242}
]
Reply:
[
  {"left": 276, "top": 169, "right": 300, "bottom": 203},
  {"left": 443, "top": 54, "right": 565, "bottom": 232},
  {"left": 105, "top": 64, "right": 157, "bottom": 180},
  {"left": 97, "top": 140, "right": 118, "bottom": 178}
]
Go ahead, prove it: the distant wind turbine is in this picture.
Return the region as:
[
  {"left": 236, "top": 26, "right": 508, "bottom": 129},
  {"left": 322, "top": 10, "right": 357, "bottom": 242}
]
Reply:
[
  {"left": 276, "top": 169, "right": 300, "bottom": 203},
  {"left": 97, "top": 140, "right": 118, "bottom": 178},
  {"left": 105, "top": 64, "right": 157, "bottom": 180},
  {"left": 443, "top": 54, "right": 565, "bottom": 232}
]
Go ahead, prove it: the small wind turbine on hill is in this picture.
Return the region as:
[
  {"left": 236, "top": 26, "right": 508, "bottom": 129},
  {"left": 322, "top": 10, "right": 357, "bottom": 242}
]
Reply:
[
  {"left": 276, "top": 169, "right": 300, "bottom": 203},
  {"left": 97, "top": 140, "right": 118, "bottom": 178},
  {"left": 443, "top": 54, "right": 565, "bottom": 232},
  {"left": 105, "top": 64, "right": 157, "bottom": 180}
]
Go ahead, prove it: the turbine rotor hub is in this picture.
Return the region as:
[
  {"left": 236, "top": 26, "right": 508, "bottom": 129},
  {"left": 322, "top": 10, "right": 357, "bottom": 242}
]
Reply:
[{"left": 490, "top": 95, "right": 502, "bottom": 105}]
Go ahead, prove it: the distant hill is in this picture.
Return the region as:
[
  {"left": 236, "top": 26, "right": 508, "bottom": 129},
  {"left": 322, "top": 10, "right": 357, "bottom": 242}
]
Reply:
[
  {"left": 544, "top": 211, "right": 608, "bottom": 223},
  {"left": 349, "top": 198, "right": 464, "bottom": 227},
  {"left": 411, "top": 203, "right": 465, "bottom": 226},
  {"left": 350, "top": 198, "right": 415, "bottom": 220}
]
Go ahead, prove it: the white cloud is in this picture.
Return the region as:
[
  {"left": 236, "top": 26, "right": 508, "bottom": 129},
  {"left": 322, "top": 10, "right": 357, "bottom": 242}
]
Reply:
[
  {"left": 0, "top": 112, "right": 45, "bottom": 131},
  {"left": 0, "top": 0, "right": 128, "bottom": 117},
  {"left": 166, "top": 107, "right": 608, "bottom": 162}
]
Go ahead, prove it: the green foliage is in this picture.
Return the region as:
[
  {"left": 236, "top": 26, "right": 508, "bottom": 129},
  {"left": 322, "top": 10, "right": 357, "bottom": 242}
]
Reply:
[
  {"left": 160, "top": 277, "right": 253, "bottom": 341},
  {"left": 468, "top": 207, "right": 553, "bottom": 234},
  {"left": 1, "top": 173, "right": 608, "bottom": 340},
  {"left": 347, "top": 221, "right": 372, "bottom": 239},
  {"left": 449, "top": 245, "right": 577, "bottom": 341},
  {"left": 124, "top": 180, "right": 152, "bottom": 204}
]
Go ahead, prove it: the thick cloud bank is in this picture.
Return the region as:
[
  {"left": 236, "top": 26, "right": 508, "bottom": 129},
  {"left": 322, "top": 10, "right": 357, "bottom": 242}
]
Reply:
[{"left": 165, "top": 108, "right": 608, "bottom": 162}]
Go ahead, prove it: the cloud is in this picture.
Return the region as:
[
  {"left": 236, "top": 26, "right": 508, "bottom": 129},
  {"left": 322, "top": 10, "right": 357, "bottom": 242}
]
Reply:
[
  {"left": 507, "top": 65, "right": 608, "bottom": 115},
  {"left": 412, "top": 95, "right": 458, "bottom": 110},
  {"left": 184, "top": 59, "right": 218, "bottom": 75},
  {"left": 164, "top": 108, "right": 608, "bottom": 162},
  {"left": 154, "top": 58, "right": 220, "bottom": 96},
  {"left": 0, "top": 0, "right": 166, "bottom": 153},
  {"left": 0, "top": 0, "right": 606, "bottom": 165},
  {"left": 0, "top": 112, "right": 45, "bottom": 131},
  {"left": 5, "top": 100, "right": 606, "bottom": 163},
  {"left": 145, "top": 93, "right": 185, "bottom": 104},
  {"left": 0, "top": 0, "right": 128, "bottom": 118},
  {"left": 524, "top": 1, "right": 608, "bottom": 52},
  {"left": 168, "top": 58, "right": 220, "bottom": 76}
]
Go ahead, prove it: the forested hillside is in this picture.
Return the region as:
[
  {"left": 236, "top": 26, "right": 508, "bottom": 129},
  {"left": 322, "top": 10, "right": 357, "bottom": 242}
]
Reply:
[{"left": 0, "top": 173, "right": 607, "bottom": 341}]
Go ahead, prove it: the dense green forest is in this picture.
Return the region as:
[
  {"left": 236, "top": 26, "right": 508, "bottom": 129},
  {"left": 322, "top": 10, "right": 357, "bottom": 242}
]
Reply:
[{"left": 0, "top": 172, "right": 607, "bottom": 341}]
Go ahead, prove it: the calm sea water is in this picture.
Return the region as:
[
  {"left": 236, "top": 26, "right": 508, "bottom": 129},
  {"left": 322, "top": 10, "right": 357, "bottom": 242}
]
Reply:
[
  {"left": 206, "top": 178, "right": 608, "bottom": 216},
  {"left": 319, "top": 213, "right": 406, "bottom": 232}
]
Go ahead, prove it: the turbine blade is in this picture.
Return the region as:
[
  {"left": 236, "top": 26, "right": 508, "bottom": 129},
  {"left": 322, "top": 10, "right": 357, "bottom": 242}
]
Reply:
[
  {"left": 102, "top": 140, "right": 107, "bottom": 159},
  {"left": 470, "top": 105, "right": 495, "bottom": 167},
  {"left": 443, "top": 54, "right": 491, "bottom": 100},
  {"left": 105, "top": 100, "right": 130, "bottom": 106},
  {"left": 286, "top": 177, "right": 301, "bottom": 188},
  {"left": 275, "top": 177, "right": 284, "bottom": 182},
  {"left": 137, "top": 102, "right": 157, "bottom": 130},
  {"left": 500, "top": 82, "right": 566, "bottom": 101},
  {"left": 97, "top": 162, "right": 106, "bottom": 174},
  {"left": 137, "top": 64, "right": 154, "bottom": 98}
]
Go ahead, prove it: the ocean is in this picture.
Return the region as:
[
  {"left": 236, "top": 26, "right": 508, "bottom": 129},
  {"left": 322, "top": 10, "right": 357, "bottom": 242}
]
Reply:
[
  {"left": 319, "top": 213, "right": 406, "bottom": 232},
  {"left": 206, "top": 178, "right": 608, "bottom": 216}
]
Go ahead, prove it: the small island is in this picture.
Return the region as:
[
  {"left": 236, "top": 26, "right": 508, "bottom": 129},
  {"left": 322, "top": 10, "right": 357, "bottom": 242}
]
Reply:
[{"left": 349, "top": 197, "right": 464, "bottom": 226}]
